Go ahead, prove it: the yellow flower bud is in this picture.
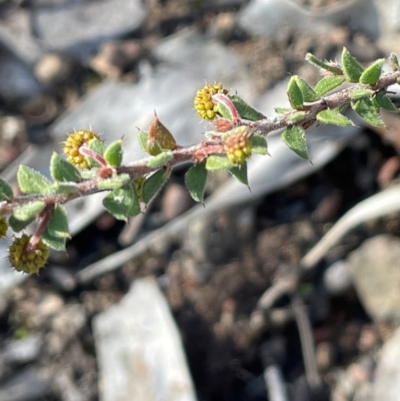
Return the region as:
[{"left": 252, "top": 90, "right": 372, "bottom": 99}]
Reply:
[
  {"left": 9, "top": 234, "right": 49, "bottom": 274},
  {"left": 194, "top": 83, "right": 228, "bottom": 121},
  {"left": 63, "top": 129, "right": 100, "bottom": 169}
]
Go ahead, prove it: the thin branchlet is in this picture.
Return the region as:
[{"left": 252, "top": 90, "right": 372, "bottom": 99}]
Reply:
[{"left": 1, "top": 70, "right": 400, "bottom": 214}]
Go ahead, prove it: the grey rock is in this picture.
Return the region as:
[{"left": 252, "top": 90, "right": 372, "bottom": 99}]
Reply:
[
  {"left": 347, "top": 234, "right": 400, "bottom": 322},
  {"left": 3, "top": 335, "right": 43, "bottom": 365},
  {"left": 0, "top": 8, "right": 43, "bottom": 65},
  {"left": 31, "top": 0, "right": 147, "bottom": 58},
  {"left": 373, "top": 326, "right": 400, "bottom": 401},
  {"left": 237, "top": 0, "right": 379, "bottom": 40},
  {"left": 0, "top": 367, "right": 50, "bottom": 401},
  {"left": 93, "top": 277, "right": 196, "bottom": 401},
  {"left": 0, "top": 42, "right": 42, "bottom": 103}
]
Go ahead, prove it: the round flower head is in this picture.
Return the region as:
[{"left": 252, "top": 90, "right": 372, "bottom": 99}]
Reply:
[
  {"left": 9, "top": 234, "right": 49, "bottom": 274},
  {"left": 194, "top": 83, "right": 228, "bottom": 121},
  {"left": 64, "top": 129, "right": 100, "bottom": 169},
  {"left": 0, "top": 217, "right": 8, "bottom": 239},
  {"left": 223, "top": 128, "right": 252, "bottom": 165}
]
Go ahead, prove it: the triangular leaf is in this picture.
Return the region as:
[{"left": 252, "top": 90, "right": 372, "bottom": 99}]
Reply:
[
  {"left": 185, "top": 163, "right": 208, "bottom": 203},
  {"left": 294, "top": 76, "right": 320, "bottom": 102},
  {"left": 17, "top": 166, "right": 51, "bottom": 194},
  {"left": 42, "top": 230, "right": 66, "bottom": 251},
  {"left": 13, "top": 201, "right": 46, "bottom": 221},
  {"left": 341, "top": 47, "right": 364, "bottom": 83},
  {"left": 104, "top": 140, "right": 123, "bottom": 167},
  {"left": 128, "top": 184, "right": 141, "bottom": 217},
  {"left": 0, "top": 176, "right": 14, "bottom": 201},
  {"left": 45, "top": 205, "right": 69, "bottom": 239},
  {"left": 281, "top": 126, "right": 309, "bottom": 160},
  {"left": 103, "top": 184, "right": 140, "bottom": 221},
  {"left": 229, "top": 95, "right": 265, "bottom": 121},
  {"left": 249, "top": 134, "right": 268, "bottom": 155},
  {"left": 287, "top": 111, "right": 307, "bottom": 124},
  {"left": 87, "top": 137, "right": 106, "bottom": 167},
  {"left": 316, "top": 110, "right": 354, "bottom": 127},
  {"left": 138, "top": 130, "right": 149, "bottom": 152},
  {"left": 206, "top": 155, "right": 234, "bottom": 171},
  {"left": 8, "top": 214, "right": 35, "bottom": 232},
  {"left": 359, "top": 58, "right": 385, "bottom": 85},
  {"left": 350, "top": 89, "right": 374, "bottom": 100},
  {"left": 287, "top": 76, "right": 304, "bottom": 109},
  {"left": 97, "top": 174, "right": 131, "bottom": 190},
  {"left": 375, "top": 93, "right": 398, "bottom": 113},
  {"left": 314, "top": 76, "right": 346, "bottom": 96},
  {"left": 275, "top": 107, "right": 293, "bottom": 114},
  {"left": 48, "top": 182, "right": 79, "bottom": 194},
  {"left": 305, "top": 53, "right": 343, "bottom": 75},
  {"left": 50, "top": 152, "right": 81, "bottom": 183},
  {"left": 146, "top": 151, "right": 173, "bottom": 168},
  {"left": 212, "top": 93, "right": 240, "bottom": 122},
  {"left": 142, "top": 169, "right": 170, "bottom": 205},
  {"left": 229, "top": 162, "right": 248, "bottom": 185},
  {"left": 351, "top": 97, "right": 385, "bottom": 126},
  {"left": 389, "top": 53, "right": 399, "bottom": 71}
]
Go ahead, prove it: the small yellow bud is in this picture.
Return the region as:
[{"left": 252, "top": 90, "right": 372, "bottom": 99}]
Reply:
[
  {"left": 194, "top": 83, "right": 228, "bottom": 121},
  {"left": 9, "top": 234, "right": 49, "bottom": 274},
  {"left": 223, "top": 128, "right": 252, "bottom": 165},
  {"left": 63, "top": 129, "right": 100, "bottom": 169}
]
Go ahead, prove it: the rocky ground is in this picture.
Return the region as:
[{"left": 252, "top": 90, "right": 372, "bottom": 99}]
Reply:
[{"left": 1, "top": 1, "right": 400, "bottom": 401}]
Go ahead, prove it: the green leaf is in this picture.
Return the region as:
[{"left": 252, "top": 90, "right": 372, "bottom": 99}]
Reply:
[
  {"left": 287, "top": 111, "right": 307, "bottom": 123},
  {"left": 287, "top": 76, "right": 304, "bottom": 109},
  {"left": 8, "top": 201, "right": 46, "bottom": 232},
  {"left": 305, "top": 53, "right": 343, "bottom": 75},
  {"left": 215, "top": 94, "right": 237, "bottom": 121},
  {"left": 42, "top": 230, "right": 66, "bottom": 251},
  {"left": 50, "top": 152, "right": 81, "bottom": 183},
  {"left": 206, "top": 155, "right": 235, "bottom": 171},
  {"left": 146, "top": 150, "right": 173, "bottom": 168},
  {"left": 17, "top": 166, "right": 51, "bottom": 194},
  {"left": 229, "top": 95, "right": 265, "bottom": 121},
  {"left": 87, "top": 137, "right": 106, "bottom": 167},
  {"left": 97, "top": 174, "right": 131, "bottom": 190},
  {"left": 316, "top": 110, "right": 354, "bottom": 127},
  {"left": 142, "top": 169, "right": 170, "bottom": 205},
  {"left": 351, "top": 97, "right": 385, "bottom": 126},
  {"left": 275, "top": 107, "right": 293, "bottom": 114},
  {"left": 138, "top": 130, "right": 149, "bottom": 152},
  {"left": 229, "top": 162, "right": 248, "bottom": 185},
  {"left": 0, "top": 176, "right": 14, "bottom": 201},
  {"left": 185, "top": 163, "right": 208, "bottom": 203},
  {"left": 294, "top": 76, "right": 320, "bottom": 102},
  {"left": 341, "top": 47, "right": 364, "bottom": 83},
  {"left": 389, "top": 53, "right": 399, "bottom": 71},
  {"left": 314, "top": 76, "right": 346, "bottom": 96},
  {"left": 281, "top": 126, "right": 309, "bottom": 160},
  {"left": 359, "top": 58, "right": 385, "bottom": 85},
  {"left": 375, "top": 93, "right": 398, "bottom": 113},
  {"left": 8, "top": 214, "right": 35, "bottom": 232},
  {"left": 249, "top": 134, "right": 268, "bottom": 155},
  {"left": 104, "top": 140, "right": 123, "bottom": 167},
  {"left": 13, "top": 201, "right": 46, "bottom": 223},
  {"left": 45, "top": 205, "right": 69, "bottom": 239},
  {"left": 48, "top": 182, "right": 79, "bottom": 194},
  {"left": 350, "top": 88, "right": 374, "bottom": 100},
  {"left": 103, "top": 184, "right": 140, "bottom": 221}
]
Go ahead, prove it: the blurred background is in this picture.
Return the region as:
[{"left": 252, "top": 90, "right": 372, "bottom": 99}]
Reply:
[{"left": 1, "top": 0, "right": 400, "bottom": 400}]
